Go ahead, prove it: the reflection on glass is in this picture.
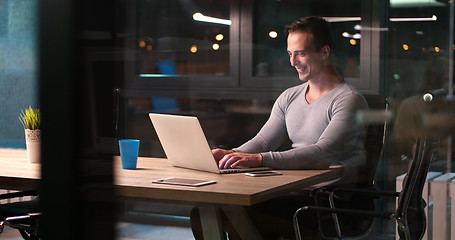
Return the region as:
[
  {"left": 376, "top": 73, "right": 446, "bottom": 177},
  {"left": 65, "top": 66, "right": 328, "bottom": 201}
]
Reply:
[
  {"left": 137, "top": 0, "right": 230, "bottom": 77},
  {"left": 125, "top": 97, "right": 275, "bottom": 157},
  {"left": 386, "top": 2, "right": 452, "bottom": 97},
  {"left": 252, "top": 0, "right": 361, "bottom": 78}
]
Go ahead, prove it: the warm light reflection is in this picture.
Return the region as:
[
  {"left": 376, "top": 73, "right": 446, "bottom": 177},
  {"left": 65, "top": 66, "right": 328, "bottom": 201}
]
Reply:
[
  {"left": 215, "top": 34, "right": 224, "bottom": 41},
  {"left": 190, "top": 45, "right": 198, "bottom": 53},
  {"left": 269, "top": 31, "right": 278, "bottom": 39},
  {"left": 350, "top": 39, "right": 357, "bottom": 45},
  {"left": 138, "top": 40, "right": 146, "bottom": 48},
  {"left": 403, "top": 44, "right": 409, "bottom": 51},
  {"left": 146, "top": 45, "right": 153, "bottom": 51},
  {"left": 212, "top": 43, "right": 220, "bottom": 50},
  {"left": 434, "top": 46, "right": 440, "bottom": 52}
]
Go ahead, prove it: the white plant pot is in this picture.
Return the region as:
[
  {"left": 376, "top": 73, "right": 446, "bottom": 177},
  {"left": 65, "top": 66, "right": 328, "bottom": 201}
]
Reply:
[{"left": 25, "top": 129, "right": 41, "bottom": 164}]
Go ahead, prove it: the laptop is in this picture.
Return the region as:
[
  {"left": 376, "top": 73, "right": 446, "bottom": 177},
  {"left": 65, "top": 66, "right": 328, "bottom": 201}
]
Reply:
[{"left": 149, "top": 113, "right": 270, "bottom": 174}]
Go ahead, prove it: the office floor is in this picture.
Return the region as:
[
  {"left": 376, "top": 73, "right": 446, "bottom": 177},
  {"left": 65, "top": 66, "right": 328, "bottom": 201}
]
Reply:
[{"left": 1, "top": 222, "right": 195, "bottom": 240}]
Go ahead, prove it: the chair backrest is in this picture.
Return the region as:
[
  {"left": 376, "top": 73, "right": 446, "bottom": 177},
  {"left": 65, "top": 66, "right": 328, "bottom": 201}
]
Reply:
[
  {"left": 395, "top": 137, "right": 440, "bottom": 240},
  {"left": 356, "top": 96, "right": 390, "bottom": 189}
]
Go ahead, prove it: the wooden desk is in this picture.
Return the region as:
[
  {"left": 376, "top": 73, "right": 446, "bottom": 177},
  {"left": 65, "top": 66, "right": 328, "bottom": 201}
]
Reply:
[
  {"left": 114, "top": 156, "right": 341, "bottom": 240},
  {"left": 0, "top": 149, "right": 340, "bottom": 204},
  {"left": 0, "top": 149, "right": 341, "bottom": 239},
  {"left": 114, "top": 156, "right": 340, "bottom": 206},
  {"left": 0, "top": 148, "right": 40, "bottom": 190}
]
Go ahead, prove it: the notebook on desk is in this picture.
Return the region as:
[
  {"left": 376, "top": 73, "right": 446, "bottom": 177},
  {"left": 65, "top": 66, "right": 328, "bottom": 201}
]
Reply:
[{"left": 149, "top": 113, "right": 270, "bottom": 174}]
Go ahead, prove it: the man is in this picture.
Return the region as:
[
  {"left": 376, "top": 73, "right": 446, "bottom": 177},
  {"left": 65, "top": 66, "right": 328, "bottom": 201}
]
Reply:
[
  {"left": 192, "top": 16, "right": 369, "bottom": 239},
  {"left": 216, "top": 16, "right": 367, "bottom": 187}
]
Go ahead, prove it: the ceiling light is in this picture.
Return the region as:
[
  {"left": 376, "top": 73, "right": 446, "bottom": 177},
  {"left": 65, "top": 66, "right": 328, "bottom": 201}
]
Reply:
[
  {"left": 215, "top": 34, "right": 224, "bottom": 41},
  {"left": 324, "top": 15, "right": 436, "bottom": 24},
  {"left": 342, "top": 32, "right": 361, "bottom": 39},
  {"left": 193, "top": 13, "right": 231, "bottom": 25},
  {"left": 323, "top": 17, "right": 361, "bottom": 22},
  {"left": 190, "top": 45, "right": 198, "bottom": 53},
  {"left": 390, "top": 0, "right": 446, "bottom": 8},
  {"left": 354, "top": 25, "right": 389, "bottom": 31},
  {"left": 269, "top": 31, "right": 278, "bottom": 39},
  {"left": 389, "top": 15, "right": 437, "bottom": 22}
]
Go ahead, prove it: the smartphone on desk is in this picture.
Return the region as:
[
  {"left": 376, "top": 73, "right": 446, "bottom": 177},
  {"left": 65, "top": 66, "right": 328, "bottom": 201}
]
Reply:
[{"left": 245, "top": 171, "right": 282, "bottom": 177}]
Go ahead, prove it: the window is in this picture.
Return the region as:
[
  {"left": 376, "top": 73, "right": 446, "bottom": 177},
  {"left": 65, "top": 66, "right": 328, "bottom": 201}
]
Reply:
[
  {"left": 386, "top": 0, "right": 453, "bottom": 97},
  {"left": 251, "top": 0, "right": 362, "bottom": 79},
  {"left": 128, "top": 0, "right": 239, "bottom": 89},
  {"left": 239, "top": 0, "right": 379, "bottom": 93}
]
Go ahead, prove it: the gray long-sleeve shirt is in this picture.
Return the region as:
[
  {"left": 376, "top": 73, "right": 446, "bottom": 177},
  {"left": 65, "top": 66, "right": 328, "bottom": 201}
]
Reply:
[{"left": 233, "top": 81, "right": 368, "bottom": 185}]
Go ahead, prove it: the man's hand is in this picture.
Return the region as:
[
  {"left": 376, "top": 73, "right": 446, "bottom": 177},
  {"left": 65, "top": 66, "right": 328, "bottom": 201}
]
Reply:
[
  {"left": 212, "top": 149, "right": 263, "bottom": 169},
  {"left": 212, "top": 148, "right": 234, "bottom": 162}
]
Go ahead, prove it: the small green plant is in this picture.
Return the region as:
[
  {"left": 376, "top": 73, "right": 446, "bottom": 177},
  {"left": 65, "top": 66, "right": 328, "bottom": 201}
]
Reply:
[{"left": 19, "top": 106, "right": 41, "bottom": 130}]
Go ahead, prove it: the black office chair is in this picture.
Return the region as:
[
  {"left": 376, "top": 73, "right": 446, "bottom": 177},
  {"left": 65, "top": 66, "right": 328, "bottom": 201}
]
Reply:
[
  {"left": 293, "top": 92, "right": 454, "bottom": 240},
  {"left": 0, "top": 190, "right": 41, "bottom": 240},
  {"left": 293, "top": 135, "right": 440, "bottom": 240},
  {"left": 289, "top": 96, "right": 391, "bottom": 239}
]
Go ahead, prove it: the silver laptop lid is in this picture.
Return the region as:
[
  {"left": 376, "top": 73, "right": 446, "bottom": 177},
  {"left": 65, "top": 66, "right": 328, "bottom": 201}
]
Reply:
[
  {"left": 149, "top": 113, "right": 270, "bottom": 174},
  {"left": 149, "top": 113, "right": 221, "bottom": 173}
]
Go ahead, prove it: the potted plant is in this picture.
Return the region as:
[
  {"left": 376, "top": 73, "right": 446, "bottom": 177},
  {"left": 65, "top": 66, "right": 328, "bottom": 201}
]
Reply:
[{"left": 19, "top": 106, "right": 41, "bottom": 163}]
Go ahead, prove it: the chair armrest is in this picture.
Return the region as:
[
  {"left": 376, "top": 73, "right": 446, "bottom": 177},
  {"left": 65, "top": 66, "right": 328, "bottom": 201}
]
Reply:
[
  {"left": 328, "top": 188, "right": 399, "bottom": 210},
  {"left": 325, "top": 188, "right": 398, "bottom": 240},
  {"left": 0, "top": 212, "right": 41, "bottom": 234},
  {"left": 295, "top": 205, "right": 393, "bottom": 219},
  {"left": 293, "top": 205, "right": 393, "bottom": 240},
  {"left": 5, "top": 212, "right": 41, "bottom": 221},
  {"left": 330, "top": 187, "right": 399, "bottom": 197}
]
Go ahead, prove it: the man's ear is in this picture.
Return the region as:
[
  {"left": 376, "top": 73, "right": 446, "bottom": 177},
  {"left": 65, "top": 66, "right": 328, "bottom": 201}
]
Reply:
[{"left": 321, "top": 45, "right": 330, "bottom": 60}]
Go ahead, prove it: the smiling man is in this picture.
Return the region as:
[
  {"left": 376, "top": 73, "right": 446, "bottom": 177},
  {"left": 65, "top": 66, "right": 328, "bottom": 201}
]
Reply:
[
  {"left": 214, "top": 17, "right": 367, "bottom": 186},
  {"left": 192, "top": 16, "right": 370, "bottom": 239}
]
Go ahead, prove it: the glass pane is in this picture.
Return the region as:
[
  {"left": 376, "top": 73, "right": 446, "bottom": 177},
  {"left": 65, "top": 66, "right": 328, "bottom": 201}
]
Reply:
[
  {"left": 252, "top": 0, "right": 361, "bottom": 78},
  {"left": 124, "top": 97, "right": 275, "bottom": 157},
  {"left": 386, "top": 0, "right": 453, "bottom": 97},
  {"left": 383, "top": 1, "right": 454, "bottom": 236},
  {"left": 137, "top": 0, "right": 231, "bottom": 77}
]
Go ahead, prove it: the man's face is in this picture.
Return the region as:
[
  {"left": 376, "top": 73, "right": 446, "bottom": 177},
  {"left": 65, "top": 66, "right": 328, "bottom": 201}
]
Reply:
[{"left": 287, "top": 32, "right": 327, "bottom": 82}]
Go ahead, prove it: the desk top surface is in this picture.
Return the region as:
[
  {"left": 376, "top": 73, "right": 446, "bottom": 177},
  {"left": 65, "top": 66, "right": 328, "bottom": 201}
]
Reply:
[
  {"left": 0, "top": 149, "right": 341, "bottom": 206},
  {"left": 0, "top": 148, "right": 40, "bottom": 190},
  {"left": 114, "top": 156, "right": 341, "bottom": 206}
]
